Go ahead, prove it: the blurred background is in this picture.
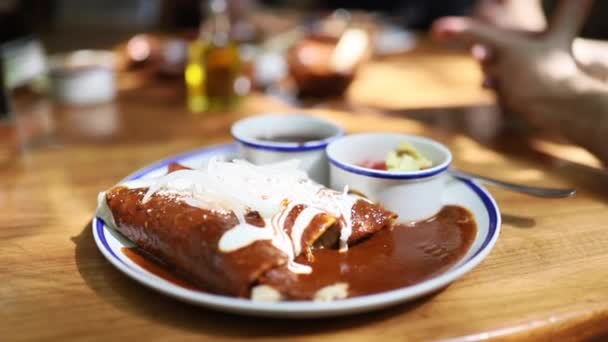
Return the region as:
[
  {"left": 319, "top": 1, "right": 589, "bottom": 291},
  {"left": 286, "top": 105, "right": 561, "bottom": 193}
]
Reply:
[
  {"left": 4, "top": 0, "right": 608, "bottom": 53},
  {"left": 2, "top": 0, "right": 608, "bottom": 166}
]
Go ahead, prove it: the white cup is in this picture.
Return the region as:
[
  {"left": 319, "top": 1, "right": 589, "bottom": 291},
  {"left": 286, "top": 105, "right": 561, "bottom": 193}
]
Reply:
[
  {"left": 231, "top": 114, "right": 344, "bottom": 185},
  {"left": 49, "top": 50, "right": 116, "bottom": 105},
  {"left": 326, "top": 132, "right": 452, "bottom": 222}
]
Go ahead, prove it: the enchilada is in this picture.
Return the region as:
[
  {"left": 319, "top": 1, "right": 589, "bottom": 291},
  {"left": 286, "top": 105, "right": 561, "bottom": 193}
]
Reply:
[{"left": 97, "top": 158, "right": 397, "bottom": 299}]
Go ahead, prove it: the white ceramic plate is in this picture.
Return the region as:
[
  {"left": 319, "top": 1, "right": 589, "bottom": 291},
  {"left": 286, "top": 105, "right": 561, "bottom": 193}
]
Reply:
[{"left": 93, "top": 144, "right": 501, "bottom": 318}]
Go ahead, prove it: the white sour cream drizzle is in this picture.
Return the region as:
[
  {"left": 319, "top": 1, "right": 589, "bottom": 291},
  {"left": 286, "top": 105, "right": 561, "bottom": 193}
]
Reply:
[
  {"left": 112, "top": 158, "right": 361, "bottom": 274},
  {"left": 290, "top": 206, "right": 325, "bottom": 256}
]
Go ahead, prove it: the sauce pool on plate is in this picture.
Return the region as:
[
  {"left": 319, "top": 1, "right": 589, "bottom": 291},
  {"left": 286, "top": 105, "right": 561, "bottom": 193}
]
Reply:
[
  {"left": 121, "top": 247, "right": 202, "bottom": 291},
  {"left": 122, "top": 205, "right": 477, "bottom": 299}
]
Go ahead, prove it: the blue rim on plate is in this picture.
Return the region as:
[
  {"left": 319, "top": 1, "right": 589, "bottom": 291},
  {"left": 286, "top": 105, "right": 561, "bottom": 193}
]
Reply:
[{"left": 93, "top": 143, "right": 501, "bottom": 317}]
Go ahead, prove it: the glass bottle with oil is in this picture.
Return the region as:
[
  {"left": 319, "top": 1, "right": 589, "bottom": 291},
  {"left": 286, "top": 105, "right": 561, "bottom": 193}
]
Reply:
[{"left": 186, "top": 0, "right": 247, "bottom": 113}]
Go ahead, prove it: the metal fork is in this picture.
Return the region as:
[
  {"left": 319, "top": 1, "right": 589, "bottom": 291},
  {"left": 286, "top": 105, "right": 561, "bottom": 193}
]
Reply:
[{"left": 449, "top": 169, "right": 576, "bottom": 198}]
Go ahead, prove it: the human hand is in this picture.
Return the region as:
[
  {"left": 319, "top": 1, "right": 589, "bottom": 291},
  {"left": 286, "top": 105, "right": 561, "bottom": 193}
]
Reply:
[
  {"left": 432, "top": 0, "right": 595, "bottom": 130},
  {"left": 473, "top": 0, "right": 546, "bottom": 31}
]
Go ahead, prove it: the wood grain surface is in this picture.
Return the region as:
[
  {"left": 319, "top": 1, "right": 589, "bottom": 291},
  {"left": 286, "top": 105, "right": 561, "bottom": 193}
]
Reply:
[{"left": 2, "top": 45, "right": 608, "bottom": 342}]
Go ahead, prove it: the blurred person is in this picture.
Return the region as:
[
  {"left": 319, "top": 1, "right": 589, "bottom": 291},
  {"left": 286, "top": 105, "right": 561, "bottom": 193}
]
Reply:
[
  {"left": 323, "top": 0, "right": 476, "bottom": 29},
  {"left": 433, "top": 0, "right": 608, "bottom": 165},
  {"left": 473, "top": 0, "right": 546, "bottom": 31}
]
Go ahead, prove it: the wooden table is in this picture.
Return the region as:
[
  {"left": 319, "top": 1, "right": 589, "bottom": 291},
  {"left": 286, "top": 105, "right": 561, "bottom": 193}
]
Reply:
[{"left": 2, "top": 43, "right": 608, "bottom": 342}]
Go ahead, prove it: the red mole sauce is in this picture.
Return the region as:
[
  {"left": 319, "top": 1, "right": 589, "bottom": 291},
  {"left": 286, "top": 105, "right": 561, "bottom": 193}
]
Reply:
[
  {"left": 121, "top": 247, "right": 202, "bottom": 291},
  {"left": 122, "top": 205, "right": 476, "bottom": 299},
  {"left": 261, "top": 205, "right": 476, "bottom": 299}
]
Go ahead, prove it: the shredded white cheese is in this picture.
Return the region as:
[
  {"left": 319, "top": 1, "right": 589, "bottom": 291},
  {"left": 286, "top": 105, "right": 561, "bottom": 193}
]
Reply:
[{"left": 114, "top": 158, "right": 361, "bottom": 274}]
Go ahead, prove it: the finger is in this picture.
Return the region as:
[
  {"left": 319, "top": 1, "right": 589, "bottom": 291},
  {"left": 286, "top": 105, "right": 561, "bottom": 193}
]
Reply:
[
  {"left": 549, "top": 0, "right": 593, "bottom": 47},
  {"left": 479, "top": 59, "right": 497, "bottom": 77},
  {"left": 469, "top": 43, "right": 499, "bottom": 89},
  {"left": 471, "top": 44, "right": 494, "bottom": 64},
  {"left": 432, "top": 17, "right": 518, "bottom": 51},
  {"left": 479, "top": 62, "right": 500, "bottom": 89},
  {"left": 482, "top": 76, "right": 497, "bottom": 89}
]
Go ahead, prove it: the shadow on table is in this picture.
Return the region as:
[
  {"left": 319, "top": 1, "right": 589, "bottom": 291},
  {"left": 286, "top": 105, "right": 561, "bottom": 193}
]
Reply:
[
  {"left": 500, "top": 213, "right": 536, "bottom": 229},
  {"left": 72, "top": 221, "right": 440, "bottom": 338}
]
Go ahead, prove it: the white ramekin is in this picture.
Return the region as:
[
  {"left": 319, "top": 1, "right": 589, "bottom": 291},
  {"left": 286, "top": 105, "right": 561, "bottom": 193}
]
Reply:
[
  {"left": 48, "top": 50, "right": 116, "bottom": 105},
  {"left": 231, "top": 114, "right": 344, "bottom": 185},
  {"left": 326, "top": 132, "right": 452, "bottom": 223}
]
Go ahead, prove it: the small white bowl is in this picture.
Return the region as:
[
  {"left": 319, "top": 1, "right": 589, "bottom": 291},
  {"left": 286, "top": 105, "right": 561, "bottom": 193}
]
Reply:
[
  {"left": 48, "top": 50, "right": 116, "bottom": 105},
  {"left": 231, "top": 114, "right": 344, "bottom": 185},
  {"left": 326, "top": 133, "right": 452, "bottom": 222}
]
